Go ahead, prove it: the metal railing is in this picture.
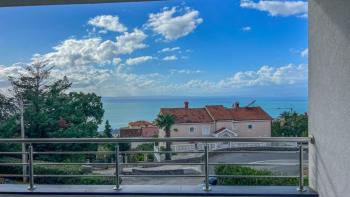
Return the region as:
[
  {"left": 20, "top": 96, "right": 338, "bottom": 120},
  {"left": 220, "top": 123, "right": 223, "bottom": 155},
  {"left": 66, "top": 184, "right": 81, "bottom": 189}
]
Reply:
[{"left": 0, "top": 137, "right": 310, "bottom": 192}]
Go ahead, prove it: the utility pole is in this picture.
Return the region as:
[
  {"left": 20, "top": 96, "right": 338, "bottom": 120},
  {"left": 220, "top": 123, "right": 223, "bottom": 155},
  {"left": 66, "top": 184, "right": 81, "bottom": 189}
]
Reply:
[{"left": 20, "top": 100, "right": 27, "bottom": 183}]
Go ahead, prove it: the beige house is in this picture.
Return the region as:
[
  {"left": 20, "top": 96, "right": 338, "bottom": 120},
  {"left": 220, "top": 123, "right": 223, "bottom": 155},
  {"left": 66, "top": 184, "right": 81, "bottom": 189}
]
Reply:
[{"left": 159, "top": 101, "right": 272, "bottom": 150}]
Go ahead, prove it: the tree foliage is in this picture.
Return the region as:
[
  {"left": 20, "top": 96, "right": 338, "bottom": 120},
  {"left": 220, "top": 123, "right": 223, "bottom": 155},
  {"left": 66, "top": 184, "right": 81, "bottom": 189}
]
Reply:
[
  {"left": 0, "top": 61, "right": 104, "bottom": 161},
  {"left": 272, "top": 111, "right": 308, "bottom": 137}
]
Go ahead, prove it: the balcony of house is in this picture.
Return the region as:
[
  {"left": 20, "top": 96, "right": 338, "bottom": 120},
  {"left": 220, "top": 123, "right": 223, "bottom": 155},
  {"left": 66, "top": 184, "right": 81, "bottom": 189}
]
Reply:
[{"left": 0, "top": 137, "right": 317, "bottom": 197}]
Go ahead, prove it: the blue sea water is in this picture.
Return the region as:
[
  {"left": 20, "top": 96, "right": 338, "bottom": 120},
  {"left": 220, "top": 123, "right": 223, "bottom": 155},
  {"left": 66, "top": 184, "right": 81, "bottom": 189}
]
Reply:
[{"left": 99, "top": 97, "right": 308, "bottom": 130}]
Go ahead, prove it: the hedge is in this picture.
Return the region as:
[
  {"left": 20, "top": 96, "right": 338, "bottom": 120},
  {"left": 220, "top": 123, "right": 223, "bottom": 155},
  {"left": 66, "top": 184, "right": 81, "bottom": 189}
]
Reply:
[
  {"left": 0, "top": 157, "right": 116, "bottom": 185},
  {"left": 215, "top": 164, "right": 308, "bottom": 186}
]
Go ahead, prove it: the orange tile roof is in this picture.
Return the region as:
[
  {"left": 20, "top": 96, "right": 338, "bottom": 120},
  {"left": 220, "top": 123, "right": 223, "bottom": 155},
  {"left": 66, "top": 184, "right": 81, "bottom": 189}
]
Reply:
[
  {"left": 160, "top": 103, "right": 272, "bottom": 123},
  {"left": 230, "top": 107, "right": 272, "bottom": 121},
  {"left": 160, "top": 108, "right": 213, "bottom": 123}
]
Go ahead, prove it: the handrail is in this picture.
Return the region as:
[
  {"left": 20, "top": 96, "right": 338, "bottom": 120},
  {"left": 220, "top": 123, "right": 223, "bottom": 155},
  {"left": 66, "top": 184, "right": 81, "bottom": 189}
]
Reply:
[
  {"left": 0, "top": 137, "right": 310, "bottom": 143},
  {"left": 0, "top": 137, "right": 309, "bottom": 192}
]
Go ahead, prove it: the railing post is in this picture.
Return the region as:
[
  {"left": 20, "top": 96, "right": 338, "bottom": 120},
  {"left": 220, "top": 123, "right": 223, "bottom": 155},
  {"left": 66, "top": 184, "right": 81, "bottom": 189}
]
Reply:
[
  {"left": 203, "top": 144, "right": 211, "bottom": 191},
  {"left": 113, "top": 145, "right": 121, "bottom": 190},
  {"left": 297, "top": 144, "right": 305, "bottom": 192},
  {"left": 27, "top": 144, "right": 35, "bottom": 190}
]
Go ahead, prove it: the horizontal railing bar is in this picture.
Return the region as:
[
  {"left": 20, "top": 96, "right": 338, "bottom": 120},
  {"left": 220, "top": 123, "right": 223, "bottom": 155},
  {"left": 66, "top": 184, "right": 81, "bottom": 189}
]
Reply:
[
  {"left": 33, "top": 162, "right": 204, "bottom": 165},
  {"left": 33, "top": 151, "right": 114, "bottom": 155},
  {"left": 121, "top": 151, "right": 205, "bottom": 154},
  {"left": 0, "top": 137, "right": 310, "bottom": 144},
  {"left": 32, "top": 174, "right": 205, "bottom": 178},
  {"left": 209, "top": 150, "right": 299, "bottom": 153},
  {"left": 34, "top": 174, "right": 115, "bottom": 178},
  {"left": 0, "top": 163, "right": 28, "bottom": 166},
  {"left": 120, "top": 162, "right": 204, "bottom": 165},
  {"left": 120, "top": 175, "right": 205, "bottom": 177},
  {"left": 212, "top": 175, "right": 299, "bottom": 178},
  {"left": 0, "top": 152, "right": 28, "bottom": 155},
  {"left": 208, "top": 163, "right": 299, "bottom": 166},
  {"left": 0, "top": 174, "right": 29, "bottom": 178},
  {"left": 32, "top": 151, "right": 205, "bottom": 155}
]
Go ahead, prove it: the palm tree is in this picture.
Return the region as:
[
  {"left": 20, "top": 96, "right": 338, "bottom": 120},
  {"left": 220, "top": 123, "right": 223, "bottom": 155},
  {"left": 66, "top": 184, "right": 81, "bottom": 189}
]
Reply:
[{"left": 155, "top": 113, "right": 176, "bottom": 160}]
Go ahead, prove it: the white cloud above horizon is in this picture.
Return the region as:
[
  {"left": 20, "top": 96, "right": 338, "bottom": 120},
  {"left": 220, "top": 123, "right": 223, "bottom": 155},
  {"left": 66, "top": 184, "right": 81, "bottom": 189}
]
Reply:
[
  {"left": 170, "top": 69, "right": 202, "bottom": 75},
  {"left": 163, "top": 55, "right": 178, "bottom": 61},
  {"left": 158, "top": 47, "right": 181, "bottom": 53},
  {"left": 88, "top": 15, "right": 127, "bottom": 33},
  {"left": 0, "top": 4, "right": 307, "bottom": 97},
  {"left": 126, "top": 56, "right": 155, "bottom": 65},
  {"left": 242, "top": 26, "right": 252, "bottom": 32},
  {"left": 146, "top": 7, "right": 203, "bottom": 41},
  {"left": 301, "top": 48, "right": 308, "bottom": 58},
  {"left": 240, "top": 0, "right": 308, "bottom": 17}
]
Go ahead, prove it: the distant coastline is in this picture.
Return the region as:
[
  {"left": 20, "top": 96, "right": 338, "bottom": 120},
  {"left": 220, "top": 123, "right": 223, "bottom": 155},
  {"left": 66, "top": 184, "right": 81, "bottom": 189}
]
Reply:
[{"left": 99, "top": 96, "right": 308, "bottom": 131}]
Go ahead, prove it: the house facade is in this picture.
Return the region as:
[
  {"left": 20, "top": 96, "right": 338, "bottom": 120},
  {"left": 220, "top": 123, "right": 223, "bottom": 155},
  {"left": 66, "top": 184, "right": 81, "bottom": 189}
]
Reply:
[
  {"left": 159, "top": 101, "right": 272, "bottom": 149},
  {"left": 119, "top": 120, "right": 159, "bottom": 148}
]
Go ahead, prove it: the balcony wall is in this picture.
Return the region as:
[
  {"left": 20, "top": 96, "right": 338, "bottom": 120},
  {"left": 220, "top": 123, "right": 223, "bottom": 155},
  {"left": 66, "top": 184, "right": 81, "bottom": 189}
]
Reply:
[{"left": 309, "top": 0, "right": 350, "bottom": 197}]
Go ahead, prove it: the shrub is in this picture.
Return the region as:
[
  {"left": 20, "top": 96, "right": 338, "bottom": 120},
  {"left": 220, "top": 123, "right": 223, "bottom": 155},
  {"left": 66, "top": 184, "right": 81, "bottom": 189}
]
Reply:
[
  {"left": 215, "top": 165, "right": 308, "bottom": 186},
  {"left": 0, "top": 157, "right": 116, "bottom": 185}
]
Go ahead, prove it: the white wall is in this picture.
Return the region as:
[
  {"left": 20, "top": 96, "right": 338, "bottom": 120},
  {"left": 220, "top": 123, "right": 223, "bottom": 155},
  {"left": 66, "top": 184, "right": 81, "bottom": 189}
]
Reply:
[{"left": 309, "top": 0, "right": 350, "bottom": 196}]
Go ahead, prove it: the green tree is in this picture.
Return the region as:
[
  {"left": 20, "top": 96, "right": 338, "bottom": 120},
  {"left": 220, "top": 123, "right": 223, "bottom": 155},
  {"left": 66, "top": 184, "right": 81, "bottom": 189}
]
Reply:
[
  {"left": 103, "top": 120, "right": 113, "bottom": 138},
  {"left": 4, "top": 61, "right": 104, "bottom": 161},
  {"left": 272, "top": 111, "right": 308, "bottom": 137},
  {"left": 155, "top": 113, "right": 175, "bottom": 160}
]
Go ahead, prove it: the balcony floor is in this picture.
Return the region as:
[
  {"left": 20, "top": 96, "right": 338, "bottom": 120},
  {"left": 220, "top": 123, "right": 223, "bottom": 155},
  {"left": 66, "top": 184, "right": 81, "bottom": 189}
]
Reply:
[{"left": 0, "top": 184, "right": 317, "bottom": 196}]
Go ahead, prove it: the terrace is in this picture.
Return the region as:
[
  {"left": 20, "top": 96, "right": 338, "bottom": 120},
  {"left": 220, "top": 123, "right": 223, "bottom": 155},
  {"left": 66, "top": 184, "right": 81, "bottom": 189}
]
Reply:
[
  {"left": 0, "top": 137, "right": 316, "bottom": 196},
  {"left": 1, "top": 0, "right": 350, "bottom": 197}
]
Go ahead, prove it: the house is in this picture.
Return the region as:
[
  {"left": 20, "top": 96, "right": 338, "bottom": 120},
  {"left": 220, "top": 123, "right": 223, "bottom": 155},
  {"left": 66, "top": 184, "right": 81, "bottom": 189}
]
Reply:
[
  {"left": 159, "top": 101, "right": 272, "bottom": 150},
  {"left": 119, "top": 120, "right": 159, "bottom": 148}
]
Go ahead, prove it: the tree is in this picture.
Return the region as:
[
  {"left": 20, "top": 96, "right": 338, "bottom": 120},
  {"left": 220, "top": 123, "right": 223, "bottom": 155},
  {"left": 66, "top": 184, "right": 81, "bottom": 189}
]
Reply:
[
  {"left": 0, "top": 93, "right": 17, "bottom": 122},
  {"left": 272, "top": 111, "right": 308, "bottom": 137},
  {"left": 155, "top": 113, "right": 175, "bottom": 160},
  {"left": 103, "top": 120, "right": 113, "bottom": 138},
  {"left": 4, "top": 61, "right": 104, "bottom": 161}
]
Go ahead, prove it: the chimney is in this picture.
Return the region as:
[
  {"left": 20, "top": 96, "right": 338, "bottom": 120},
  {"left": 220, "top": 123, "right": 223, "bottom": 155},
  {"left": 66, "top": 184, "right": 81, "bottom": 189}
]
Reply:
[
  {"left": 234, "top": 102, "right": 240, "bottom": 109},
  {"left": 184, "top": 101, "right": 189, "bottom": 109}
]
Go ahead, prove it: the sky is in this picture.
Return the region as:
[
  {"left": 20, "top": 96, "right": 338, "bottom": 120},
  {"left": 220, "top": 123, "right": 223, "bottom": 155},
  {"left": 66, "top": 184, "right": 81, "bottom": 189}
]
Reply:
[{"left": 0, "top": 0, "right": 308, "bottom": 98}]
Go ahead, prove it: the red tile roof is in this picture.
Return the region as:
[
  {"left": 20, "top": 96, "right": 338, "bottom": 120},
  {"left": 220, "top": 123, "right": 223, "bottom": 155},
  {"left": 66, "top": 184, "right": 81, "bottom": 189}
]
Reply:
[
  {"left": 230, "top": 107, "right": 272, "bottom": 121},
  {"left": 160, "top": 102, "right": 272, "bottom": 123},
  {"left": 205, "top": 105, "right": 233, "bottom": 120},
  {"left": 160, "top": 108, "right": 213, "bottom": 123},
  {"left": 129, "top": 120, "right": 154, "bottom": 127}
]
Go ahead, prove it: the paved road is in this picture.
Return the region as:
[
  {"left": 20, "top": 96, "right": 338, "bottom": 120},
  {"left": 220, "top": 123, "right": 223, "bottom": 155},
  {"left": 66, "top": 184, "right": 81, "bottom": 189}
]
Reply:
[{"left": 100, "top": 152, "right": 308, "bottom": 185}]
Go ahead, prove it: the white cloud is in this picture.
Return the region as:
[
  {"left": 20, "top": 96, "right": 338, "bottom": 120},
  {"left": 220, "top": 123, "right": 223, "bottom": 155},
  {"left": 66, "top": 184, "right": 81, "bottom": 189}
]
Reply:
[
  {"left": 147, "top": 7, "right": 203, "bottom": 41},
  {"left": 170, "top": 69, "right": 202, "bottom": 75},
  {"left": 158, "top": 47, "right": 181, "bottom": 53},
  {"left": 126, "top": 56, "right": 155, "bottom": 65},
  {"left": 240, "top": 0, "right": 308, "bottom": 17},
  {"left": 88, "top": 15, "right": 127, "bottom": 33},
  {"left": 113, "top": 58, "right": 122, "bottom": 65},
  {"left": 163, "top": 55, "right": 178, "bottom": 61},
  {"left": 39, "top": 29, "right": 147, "bottom": 68},
  {"left": 219, "top": 64, "right": 308, "bottom": 88},
  {"left": 301, "top": 48, "right": 308, "bottom": 58},
  {"left": 242, "top": 26, "right": 252, "bottom": 32}
]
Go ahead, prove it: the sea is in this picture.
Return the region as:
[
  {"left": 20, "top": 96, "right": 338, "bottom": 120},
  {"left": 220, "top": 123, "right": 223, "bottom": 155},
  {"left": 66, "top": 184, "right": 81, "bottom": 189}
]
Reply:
[{"left": 99, "top": 96, "right": 308, "bottom": 130}]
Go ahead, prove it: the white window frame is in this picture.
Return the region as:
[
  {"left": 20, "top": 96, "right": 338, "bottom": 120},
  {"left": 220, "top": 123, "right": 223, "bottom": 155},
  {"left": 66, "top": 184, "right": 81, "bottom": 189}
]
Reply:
[
  {"left": 202, "top": 126, "right": 210, "bottom": 135},
  {"left": 188, "top": 127, "right": 196, "bottom": 133}
]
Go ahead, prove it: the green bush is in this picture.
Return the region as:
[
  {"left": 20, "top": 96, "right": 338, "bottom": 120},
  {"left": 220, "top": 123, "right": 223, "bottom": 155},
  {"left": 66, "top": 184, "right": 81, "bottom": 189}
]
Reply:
[{"left": 215, "top": 165, "right": 308, "bottom": 186}]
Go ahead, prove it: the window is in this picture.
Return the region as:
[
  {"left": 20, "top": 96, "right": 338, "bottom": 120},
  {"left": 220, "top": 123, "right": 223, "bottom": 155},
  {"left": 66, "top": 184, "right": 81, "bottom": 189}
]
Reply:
[
  {"left": 248, "top": 124, "right": 253, "bottom": 129},
  {"left": 202, "top": 126, "right": 210, "bottom": 135},
  {"left": 189, "top": 127, "right": 195, "bottom": 133}
]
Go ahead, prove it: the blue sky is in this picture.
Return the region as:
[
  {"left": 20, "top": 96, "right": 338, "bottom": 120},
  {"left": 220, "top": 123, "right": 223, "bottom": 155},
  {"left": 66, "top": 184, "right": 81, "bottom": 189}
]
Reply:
[{"left": 0, "top": 0, "right": 308, "bottom": 97}]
